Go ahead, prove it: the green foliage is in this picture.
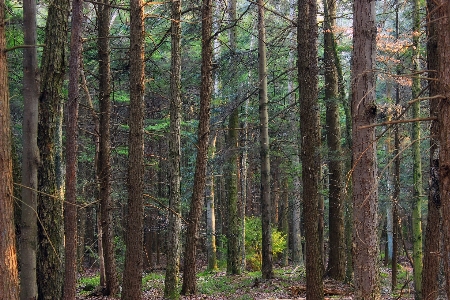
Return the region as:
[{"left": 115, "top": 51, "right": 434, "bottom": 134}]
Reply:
[
  {"left": 114, "top": 235, "right": 126, "bottom": 271},
  {"left": 78, "top": 274, "right": 100, "bottom": 295},
  {"left": 115, "top": 145, "right": 129, "bottom": 156},
  {"left": 113, "top": 90, "right": 130, "bottom": 103},
  {"left": 142, "top": 273, "right": 165, "bottom": 291},
  {"left": 245, "top": 217, "right": 286, "bottom": 271},
  {"left": 197, "top": 273, "right": 235, "bottom": 295}
]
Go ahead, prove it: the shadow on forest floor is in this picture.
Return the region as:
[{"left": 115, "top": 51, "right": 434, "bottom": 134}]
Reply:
[{"left": 76, "top": 260, "right": 421, "bottom": 300}]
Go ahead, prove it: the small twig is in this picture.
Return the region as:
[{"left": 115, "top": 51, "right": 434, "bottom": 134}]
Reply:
[
  {"left": 394, "top": 278, "right": 412, "bottom": 300},
  {"left": 407, "top": 94, "right": 445, "bottom": 105},
  {"left": 5, "top": 44, "right": 45, "bottom": 52},
  {"left": 143, "top": 193, "right": 188, "bottom": 224},
  {"left": 358, "top": 116, "right": 437, "bottom": 129}
]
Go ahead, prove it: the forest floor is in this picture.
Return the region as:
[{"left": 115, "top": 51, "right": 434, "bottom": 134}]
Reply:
[{"left": 76, "top": 259, "right": 420, "bottom": 299}]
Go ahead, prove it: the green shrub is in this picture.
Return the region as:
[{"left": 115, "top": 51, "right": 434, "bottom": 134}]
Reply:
[{"left": 245, "top": 216, "right": 286, "bottom": 271}]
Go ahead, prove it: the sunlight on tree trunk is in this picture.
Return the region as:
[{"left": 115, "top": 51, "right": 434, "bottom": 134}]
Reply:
[{"left": 0, "top": 1, "right": 19, "bottom": 296}]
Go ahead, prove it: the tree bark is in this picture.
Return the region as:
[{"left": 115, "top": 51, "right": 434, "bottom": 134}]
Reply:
[
  {"left": 422, "top": 0, "right": 441, "bottom": 297},
  {"left": 181, "top": 0, "right": 213, "bottom": 294},
  {"left": 97, "top": 0, "right": 119, "bottom": 294},
  {"left": 0, "top": 0, "right": 19, "bottom": 296},
  {"left": 63, "top": 0, "right": 83, "bottom": 296},
  {"left": 323, "top": 0, "right": 345, "bottom": 281},
  {"left": 351, "top": 0, "right": 379, "bottom": 298},
  {"left": 225, "top": 0, "right": 242, "bottom": 275},
  {"left": 288, "top": 0, "right": 303, "bottom": 267},
  {"left": 257, "top": 0, "right": 273, "bottom": 280},
  {"left": 298, "top": 0, "right": 323, "bottom": 296},
  {"left": 164, "top": 0, "right": 183, "bottom": 297},
  {"left": 437, "top": 1, "right": 450, "bottom": 299},
  {"left": 121, "top": 0, "right": 145, "bottom": 296},
  {"left": 20, "top": 0, "right": 39, "bottom": 296},
  {"left": 37, "top": 0, "right": 70, "bottom": 296},
  {"left": 226, "top": 107, "right": 241, "bottom": 275},
  {"left": 206, "top": 135, "right": 218, "bottom": 271},
  {"left": 410, "top": 0, "right": 423, "bottom": 299}
]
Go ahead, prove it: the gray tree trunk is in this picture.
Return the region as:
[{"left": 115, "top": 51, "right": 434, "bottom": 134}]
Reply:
[
  {"left": 257, "top": 0, "right": 274, "bottom": 280},
  {"left": 20, "top": 0, "right": 39, "bottom": 296},
  {"left": 288, "top": 0, "right": 303, "bottom": 267},
  {"left": 164, "top": 0, "right": 183, "bottom": 297}
]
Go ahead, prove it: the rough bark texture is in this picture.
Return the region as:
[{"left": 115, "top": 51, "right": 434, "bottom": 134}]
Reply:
[
  {"left": 410, "top": 0, "right": 423, "bottom": 295},
  {"left": 181, "top": 0, "right": 212, "bottom": 294},
  {"left": 121, "top": 0, "right": 145, "bottom": 297},
  {"left": 437, "top": 1, "right": 450, "bottom": 299},
  {"left": 287, "top": 0, "right": 303, "bottom": 267},
  {"left": 164, "top": 0, "right": 183, "bottom": 297},
  {"left": 298, "top": 0, "right": 323, "bottom": 297},
  {"left": 258, "top": 0, "right": 273, "bottom": 280},
  {"left": 226, "top": 108, "right": 241, "bottom": 275},
  {"left": 97, "top": 0, "right": 119, "bottom": 295},
  {"left": 392, "top": 120, "right": 400, "bottom": 291},
  {"left": 20, "top": 0, "right": 39, "bottom": 296},
  {"left": 323, "top": 0, "right": 345, "bottom": 281},
  {"left": 225, "top": 0, "right": 242, "bottom": 275},
  {"left": 37, "top": 0, "right": 70, "bottom": 297},
  {"left": 63, "top": 0, "right": 83, "bottom": 296},
  {"left": 351, "top": 0, "right": 379, "bottom": 298},
  {"left": 0, "top": 1, "right": 20, "bottom": 296},
  {"left": 422, "top": 0, "right": 441, "bottom": 297}
]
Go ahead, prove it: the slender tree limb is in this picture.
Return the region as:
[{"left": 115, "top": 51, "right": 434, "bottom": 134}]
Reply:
[
  {"left": 407, "top": 94, "right": 445, "bottom": 105},
  {"left": 358, "top": 116, "right": 437, "bottom": 129},
  {"left": 143, "top": 193, "right": 188, "bottom": 224},
  {"left": 5, "top": 44, "right": 44, "bottom": 52},
  {"left": 84, "top": 0, "right": 129, "bottom": 10}
]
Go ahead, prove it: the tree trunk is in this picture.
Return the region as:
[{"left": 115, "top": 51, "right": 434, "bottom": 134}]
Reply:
[
  {"left": 97, "top": 0, "right": 119, "bottom": 295},
  {"left": 181, "top": 0, "right": 213, "bottom": 294},
  {"left": 257, "top": 0, "right": 273, "bottom": 280},
  {"left": 422, "top": 0, "right": 441, "bottom": 297},
  {"left": 121, "top": 0, "right": 145, "bottom": 296},
  {"left": 206, "top": 135, "right": 218, "bottom": 271},
  {"left": 410, "top": 0, "right": 423, "bottom": 298},
  {"left": 280, "top": 177, "right": 289, "bottom": 267},
  {"left": 351, "top": 0, "right": 379, "bottom": 298},
  {"left": 37, "top": 0, "right": 70, "bottom": 296},
  {"left": 323, "top": 0, "right": 345, "bottom": 281},
  {"left": 63, "top": 0, "right": 83, "bottom": 296},
  {"left": 0, "top": 1, "right": 19, "bottom": 295},
  {"left": 298, "top": 0, "right": 323, "bottom": 296},
  {"left": 437, "top": 1, "right": 450, "bottom": 299},
  {"left": 288, "top": 0, "right": 303, "bottom": 266},
  {"left": 20, "top": 0, "right": 39, "bottom": 296},
  {"left": 392, "top": 121, "right": 400, "bottom": 292},
  {"left": 225, "top": 0, "right": 242, "bottom": 276},
  {"left": 164, "top": 0, "right": 183, "bottom": 297},
  {"left": 226, "top": 107, "right": 241, "bottom": 275}
]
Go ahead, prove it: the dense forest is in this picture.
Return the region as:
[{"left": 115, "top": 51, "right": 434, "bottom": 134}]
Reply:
[{"left": 1, "top": 0, "right": 450, "bottom": 299}]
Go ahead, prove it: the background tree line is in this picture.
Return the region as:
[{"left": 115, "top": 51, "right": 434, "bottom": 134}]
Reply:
[{"left": 1, "top": 0, "right": 450, "bottom": 299}]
